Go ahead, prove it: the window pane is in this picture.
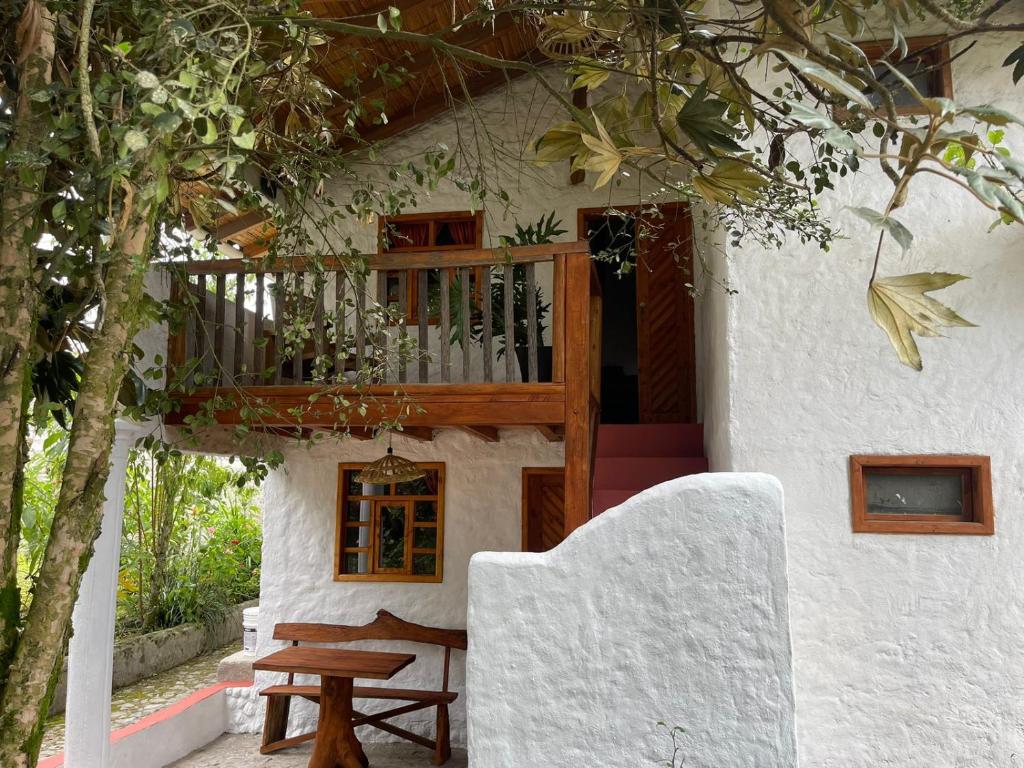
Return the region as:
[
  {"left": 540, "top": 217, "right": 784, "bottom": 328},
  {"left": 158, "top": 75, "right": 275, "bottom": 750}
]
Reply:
[
  {"left": 377, "top": 504, "right": 407, "bottom": 570},
  {"left": 346, "top": 500, "right": 371, "bottom": 522},
  {"left": 344, "top": 552, "right": 370, "bottom": 574},
  {"left": 414, "top": 527, "right": 437, "bottom": 549},
  {"left": 344, "top": 525, "right": 370, "bottom": 547},
  {"left": 868, "top": 57, "right": 936, "bottom": 108},
  {"left": 866, "top": 472, "right": 965, "bottom": 517},
  {"left": 412, "top": 553, "right": 436, "bottom": 576},
  {"left": 396, "top": 469, "right": 438, "bottom": 496},
  {"left": 414, "top": 501, "right": 437, "bottom": 522}
]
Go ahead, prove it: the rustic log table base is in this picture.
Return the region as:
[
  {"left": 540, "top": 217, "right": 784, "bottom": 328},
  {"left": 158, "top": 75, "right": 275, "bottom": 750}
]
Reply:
[{"left": 308, "top": 677, "right": 368, "bottom": 768}]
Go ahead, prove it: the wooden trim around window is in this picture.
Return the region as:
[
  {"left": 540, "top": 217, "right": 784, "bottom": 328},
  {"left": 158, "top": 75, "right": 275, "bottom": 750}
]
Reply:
[
  {"left": 850, "top": 454, "right": 993, "bottom": 535},
  {"left": 335, "top": 462, "right": 445, "bottom": 582},
  {"left": 857, "top": 35, "right": 954, "bottom": 115}
]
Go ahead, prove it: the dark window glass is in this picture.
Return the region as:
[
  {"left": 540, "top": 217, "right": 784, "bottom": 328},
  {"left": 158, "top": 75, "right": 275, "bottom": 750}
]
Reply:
[
  {"left": 414, "top": 501, "right": 437, "bottom": 523},
  {"left": 377, "top": 504, "right": 407, "bottom": 570},
  {"left": 414, "top": 527, "right": 437, "bottom": 549},
  {"left": 412, "top": 554, "right": 436, "bottom": 576}
]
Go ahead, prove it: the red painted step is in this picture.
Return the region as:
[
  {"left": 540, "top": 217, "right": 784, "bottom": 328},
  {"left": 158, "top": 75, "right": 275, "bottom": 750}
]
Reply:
[
  {"left": 593, "top": 456, "right": 708, "bottom": 491},
  {"left": 595, "top": 423, "right": 704, "bottom": 458},
  {"left": 591, "top": 423, "right": 707, "bottom": 516}
]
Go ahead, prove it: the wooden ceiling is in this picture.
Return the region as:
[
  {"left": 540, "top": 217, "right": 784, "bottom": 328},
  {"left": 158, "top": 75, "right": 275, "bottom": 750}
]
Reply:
[
  {"left": 302, "top": 0, "right": 540, "bottom": 145},
  {"left": 207, "top": 1, "right": 538, "bottom": 257}
]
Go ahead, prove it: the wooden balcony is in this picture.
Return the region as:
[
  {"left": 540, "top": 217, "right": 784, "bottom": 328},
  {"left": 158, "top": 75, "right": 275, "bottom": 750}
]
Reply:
[{"left": 163, "top": 242, "right": 601, "bottom": 532}]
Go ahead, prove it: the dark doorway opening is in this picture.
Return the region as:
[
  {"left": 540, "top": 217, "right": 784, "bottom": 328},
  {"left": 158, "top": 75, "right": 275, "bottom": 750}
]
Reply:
[{"left": 584, "top": 214, "right": 639, "bottom": 423}]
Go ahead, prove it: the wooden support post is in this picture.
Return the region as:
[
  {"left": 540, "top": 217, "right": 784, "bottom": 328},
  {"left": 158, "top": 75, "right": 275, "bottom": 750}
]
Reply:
[{"left": 563, "top": 251, "right": 592, "bottom": 537}]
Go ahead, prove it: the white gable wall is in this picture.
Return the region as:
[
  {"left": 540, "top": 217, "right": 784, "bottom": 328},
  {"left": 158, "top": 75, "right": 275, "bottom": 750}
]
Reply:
[{"left": 716, "top": 31, "right": 1024, "bottom": 766}]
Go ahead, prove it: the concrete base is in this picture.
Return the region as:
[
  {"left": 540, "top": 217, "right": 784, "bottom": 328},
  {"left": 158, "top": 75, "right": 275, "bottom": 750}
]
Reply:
[
  {"left": 170, "top": 733, "right": 468, "bottom": 767},
  {"left": 217, "top": 652, "right": 254, "bottom": 684}
]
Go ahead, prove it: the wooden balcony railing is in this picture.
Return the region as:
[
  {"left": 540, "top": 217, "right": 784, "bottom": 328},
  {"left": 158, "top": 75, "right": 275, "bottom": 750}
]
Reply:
[
  {"left": 167, "top": 243, "right": 590, "bottom": 389},
  {"left": 165, "top": 242, "right": 600, "bottom": 534}
]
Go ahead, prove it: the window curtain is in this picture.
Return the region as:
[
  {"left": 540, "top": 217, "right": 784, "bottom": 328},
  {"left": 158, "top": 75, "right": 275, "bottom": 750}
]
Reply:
[{"left": 447, "top": 219, "right": 477, "bottom": 246}]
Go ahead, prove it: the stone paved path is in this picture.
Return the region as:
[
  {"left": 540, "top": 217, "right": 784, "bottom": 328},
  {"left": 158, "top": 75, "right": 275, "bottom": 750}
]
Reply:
[
  {"left": 170, "top": 733, "right": 468, "bottom": 767},
  {"left": 40, "top": 642, "right": 241, "bottom": 759}
]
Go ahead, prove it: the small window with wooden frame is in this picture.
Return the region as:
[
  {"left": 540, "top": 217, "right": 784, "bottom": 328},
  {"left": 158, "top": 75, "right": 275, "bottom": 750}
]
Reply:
[
  {"left": 336, "top": 463, "right": 445, "bottom": 581},
  {"left": 850, "top": 455, "right": 993, "bottom": 535},
  {"left": 858, "top": 36, "right": 953, "bottom": 115},
  {"left": 379, "top": 211, "right": 484, "bottom": 321}
]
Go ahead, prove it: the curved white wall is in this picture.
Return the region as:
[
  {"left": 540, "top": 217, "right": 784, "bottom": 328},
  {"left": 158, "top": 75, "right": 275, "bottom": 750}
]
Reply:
[{"left": 467, "top": 473, "right": 796, "bottom": 767}]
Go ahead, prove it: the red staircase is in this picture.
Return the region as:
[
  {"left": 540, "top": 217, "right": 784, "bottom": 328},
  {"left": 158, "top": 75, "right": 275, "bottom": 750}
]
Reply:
[{"left": 592, "top": 424, "right": 707, "bottom": 516}]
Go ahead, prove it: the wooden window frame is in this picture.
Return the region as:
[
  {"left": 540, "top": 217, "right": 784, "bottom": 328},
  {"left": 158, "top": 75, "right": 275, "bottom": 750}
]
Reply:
[
  {"left": 378, "top": 211, "right": 484, "bottom": 322},
  {"left": 850, "top": 455, "right": 993, "bottom": 535},
  {"left": 335, "top": 462, "right": 445, "bottom": 582},
  {"left": 858, "top": 35, "right": 954, "bottom": 116}
]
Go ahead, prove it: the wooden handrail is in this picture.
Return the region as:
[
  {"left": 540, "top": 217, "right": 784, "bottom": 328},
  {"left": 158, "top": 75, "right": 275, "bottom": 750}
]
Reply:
[{"left": 172, "top": 242, "right": 591, "bottom": 274}]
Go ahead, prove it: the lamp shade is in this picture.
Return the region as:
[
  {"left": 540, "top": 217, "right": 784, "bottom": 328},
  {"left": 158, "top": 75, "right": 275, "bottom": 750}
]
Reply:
[{"left": 355, "top": 447, "right": 425, "bottom": 485}]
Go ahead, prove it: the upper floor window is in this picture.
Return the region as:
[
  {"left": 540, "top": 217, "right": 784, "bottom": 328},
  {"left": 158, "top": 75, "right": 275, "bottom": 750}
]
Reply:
[
  {"left": 849, "top": 455, "right": 993, "bottom": 535},
  {"left": 859, "top": 36, "right": 953, "bottom": 115},
  {"left": 336, "top": 463, "right": 445, "bottom": 581},
  {"left": 378, "top": 211, "right": 484, "bottom": 319}
]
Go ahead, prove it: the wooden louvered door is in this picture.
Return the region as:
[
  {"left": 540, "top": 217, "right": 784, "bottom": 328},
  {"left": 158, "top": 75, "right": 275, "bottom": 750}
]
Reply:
[
  {"left": 522, "top": 468, "right": 565, "bottom": 552},
  {"left": 636, "top": 204, "right": 696, "bottom": 423}
]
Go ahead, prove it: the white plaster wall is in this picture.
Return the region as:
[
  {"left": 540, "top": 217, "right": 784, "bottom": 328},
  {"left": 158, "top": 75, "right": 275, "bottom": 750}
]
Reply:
[
  {"left": 467, "top": 472, "right": 796, "bottom": 767},
  {"left": 236, "top": 428, "right": 564, "bottom": 746},
  {"left": 715, "top": 27, "right": 1024, "bottom": 767}
]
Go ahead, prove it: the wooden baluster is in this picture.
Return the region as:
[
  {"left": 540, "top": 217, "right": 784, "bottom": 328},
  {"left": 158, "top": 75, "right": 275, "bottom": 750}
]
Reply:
[
  {"left": 481, "top": 266, "right": 493, "bottom": 382},
  {"left": 335, "top": 272, "right": 347, "bottom": 382},
  {"left": 525, "top": 262, "right": 538, "bottom": 383},
  {"left": 376, "top": 270, "right": 388, "bottom": 383},
  {"left": 233, "top": 272, "right": 245, "bottom": 383},
  {"left": 503, "top": 264, "right": 514, "bottom": 383},
  {"left": 440, "top": 269, "right": 451, "bottom": 383},
  {"left": 355, "top": 275, "right": 366, "bottom": 372},
  {"left": 195, "top": 273, "right": 208, "bottom": 382},
  {"left": 314, "top": 273, "right": 325, "bottom": 383},
  {"left": 460, "top": 267, "right": 471, "bottom": 382},
  {"left": 291, "top": 272, "right": 304, "bottom": 384},
  {"left": 417, "top": 270, "right": 429, "bottom": 383},
  {"left": 183, "top": 276, "right": 196, "bottom": 387},
  {"left": 214, "top": 274, "right": 226, "bottom": 385},
  {"left": 254, "top": 272, "right": 265, "bottom": 383},
  {"left": 273, "top": 272, "right": 284, "bottom": 385},
  {"left": 397, "top": 271, "right": 407, "bottom": 384},
  {"left": 552, "top": 255, "right": 565, "bottom": 383}
]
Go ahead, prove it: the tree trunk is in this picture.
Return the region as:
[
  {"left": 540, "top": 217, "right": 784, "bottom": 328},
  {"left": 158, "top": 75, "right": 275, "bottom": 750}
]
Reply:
[
  {"left": 145, "top": 456, "right": 183, "bottom": 631},
  {"left": 0, "top": 0, "right": 55, "bottom": 682},
  {"left": 0, "top": 204, "right": 155, "bottom": 767}
]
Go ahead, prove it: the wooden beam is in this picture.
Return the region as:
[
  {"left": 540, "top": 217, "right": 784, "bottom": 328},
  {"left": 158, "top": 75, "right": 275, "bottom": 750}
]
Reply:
[
  {"left": 460, "top": 426, "right": 499, "bottom": 442},
  {"left": 165, "top": 383, "right": 567, "bottom": 429},
  {"left": 562, "top": 252, "right": 592, "bottom": 537},
  {"left": 216, "top": 209, "right": 270, "bottom": 240},
  {"left": 536, "top": 425, "right": 564, "bottom": 442}
]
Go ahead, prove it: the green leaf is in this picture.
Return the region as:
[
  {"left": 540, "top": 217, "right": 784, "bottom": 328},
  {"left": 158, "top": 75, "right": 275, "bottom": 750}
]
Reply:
[
  {"left": 377, "top": 12, "right": 388, "bottom": 33},
  {"left": 774, "top": 50, "right": 871, "bottom": 109},
  {"left": 785, "top": 100, "right": 839, "bottom": 131},
  {"left": 124, "top": 129, "right": 149, "bottom": 152},
  {"left": 692, "top": 159, "right": 768, "bottom": 205},
  {"left": 675, "top": 81, "right": 743, "bottom": 156},
  {"left": 849, "top": 206, "right": 913, "bottom": 253},
  {"left": 1003, "top": 43, "right": 1024, "bottom": 85},
  {"left": 231, "top": 131, "right": 257, "bottom": 150},
  {"left": 964, "top": 105, "right": 1024, "bottom": 127},
  {"left": 580, "top": 115, "right": 622, "bottom": 188},
  {"left": 868, "top": 273, "right": 975, "bottom": 370},
  {"left": 135, "top": 71, "right": 160, "bottom": 89},
  {"left": 153, "top": 112, "right": 183, "bottom": 134},
  {"left": 533, "top": 122, "right": 584, "bottom": 163}
]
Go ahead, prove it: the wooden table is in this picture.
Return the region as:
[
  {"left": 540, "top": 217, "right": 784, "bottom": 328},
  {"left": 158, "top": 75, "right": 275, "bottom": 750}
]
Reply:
[{"left": 254, "top": 646, "right": 416, "bottom": 768}]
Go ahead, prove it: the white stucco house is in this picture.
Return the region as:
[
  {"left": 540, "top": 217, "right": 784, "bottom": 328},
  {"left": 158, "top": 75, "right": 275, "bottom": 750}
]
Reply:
[{"left": 59, "top": 7, "right": 1024, "bottom": 768}]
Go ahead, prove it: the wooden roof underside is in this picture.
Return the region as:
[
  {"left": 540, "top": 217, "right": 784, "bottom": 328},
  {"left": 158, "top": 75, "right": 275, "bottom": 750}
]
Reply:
[
  {"left": 212, "top": 1, "right": 538, "bottom": 257},
  {"left": 304, "top": 0, "right": 540, "bottom": 145}
]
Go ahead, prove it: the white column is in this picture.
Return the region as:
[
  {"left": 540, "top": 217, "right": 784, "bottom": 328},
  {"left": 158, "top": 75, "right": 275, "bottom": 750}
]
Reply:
[{"left": 63, "top": 421, "right": 140, "bottom": 768}]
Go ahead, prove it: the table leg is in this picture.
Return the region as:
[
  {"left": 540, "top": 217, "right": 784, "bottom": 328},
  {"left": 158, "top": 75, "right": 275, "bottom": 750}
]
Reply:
[{"left": 308, "top": 677, "right": 369, "bottom": 768}]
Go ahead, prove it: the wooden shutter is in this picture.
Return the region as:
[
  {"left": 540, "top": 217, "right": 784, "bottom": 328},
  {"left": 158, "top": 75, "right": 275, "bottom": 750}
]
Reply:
[{"left": 522, "top": 469, "right": 565, "bottom": 553}]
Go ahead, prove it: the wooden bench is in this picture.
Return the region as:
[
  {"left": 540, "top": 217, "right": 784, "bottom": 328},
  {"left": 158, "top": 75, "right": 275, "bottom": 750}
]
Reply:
[{"left": 259, "top": 610, "right": 467, "bottom": 765}]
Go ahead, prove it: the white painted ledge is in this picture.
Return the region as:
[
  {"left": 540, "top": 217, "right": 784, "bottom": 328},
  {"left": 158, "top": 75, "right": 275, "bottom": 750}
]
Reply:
[{"left": 466, "top": 472, "right": 797, "bottom": 768}]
